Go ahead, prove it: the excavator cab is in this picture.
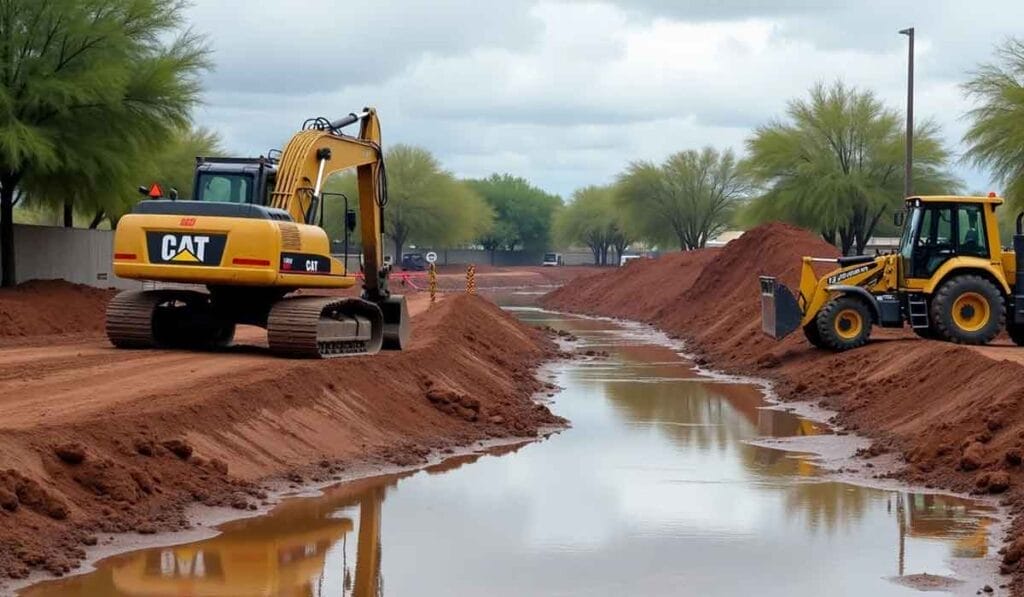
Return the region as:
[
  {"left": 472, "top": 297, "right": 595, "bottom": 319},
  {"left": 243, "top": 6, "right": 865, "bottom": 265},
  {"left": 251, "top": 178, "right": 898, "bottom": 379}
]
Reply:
[{"left": 192, "top": 157, "right": 278, "bottom": 206}]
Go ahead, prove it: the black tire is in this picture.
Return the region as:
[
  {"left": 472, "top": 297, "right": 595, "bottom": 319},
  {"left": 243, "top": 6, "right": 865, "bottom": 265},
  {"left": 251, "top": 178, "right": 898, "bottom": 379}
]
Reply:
[
  {"left": 153, "top": 297, "right": 235, "bottom": 350},
  {"left": 802, "top": 321, "right": 828, "bottom": 349},
  {"left": 1008, "top": 322, "right": 1024, "bottom": 346},
  {"left": 930, "top": 275, "right": 1004, "bottom": 345},
  {"left": 814, "top": 296, "right": 873, "bottom": 351}
]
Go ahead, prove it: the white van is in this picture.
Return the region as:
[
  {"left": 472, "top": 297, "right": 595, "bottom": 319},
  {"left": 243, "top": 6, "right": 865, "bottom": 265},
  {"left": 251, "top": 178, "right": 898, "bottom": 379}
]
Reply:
[{"left": 542, "top": 252, "right": 563, "bottom": 266}]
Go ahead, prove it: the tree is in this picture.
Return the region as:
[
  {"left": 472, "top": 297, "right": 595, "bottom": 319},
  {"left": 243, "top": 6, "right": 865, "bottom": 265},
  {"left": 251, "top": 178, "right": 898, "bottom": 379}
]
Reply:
[
  {"left": 744, "top": 82, "right": 958, "bottom": 255},
  {"left": 0, "top": 0, "right": 209, "bottom": 286},
  {"left": 963, "top": 38, "right": 1024, "bottom": 207},
  {"left": 617, "top": 147, "right": 749, "bottom": 251},
  {"left": 465, "top": 174, "right": 562, "bottom": 261},
  {"left": 22, "top": 125, "right": 222, "bottom": 229},
  {"left": 323, "top": 145, "right": 492, "bottom": 259},
  {"left": 554, "top": 185, "right": 628, "bottom": 265}
]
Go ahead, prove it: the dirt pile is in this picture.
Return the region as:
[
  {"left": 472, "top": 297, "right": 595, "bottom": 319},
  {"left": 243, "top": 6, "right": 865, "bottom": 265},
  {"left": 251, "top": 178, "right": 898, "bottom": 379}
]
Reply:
[
  {"left": 0, "top": 294, "right": 562, "bottom": 583},
  {"left": 0, "top": 280, "right": 114, "bottom": 339},
  {"left": 542, "top": 250, "right": 718, "bottom": 318},
  {"left": 543, "top": 222, "right": 1024, "bottom": 592}
]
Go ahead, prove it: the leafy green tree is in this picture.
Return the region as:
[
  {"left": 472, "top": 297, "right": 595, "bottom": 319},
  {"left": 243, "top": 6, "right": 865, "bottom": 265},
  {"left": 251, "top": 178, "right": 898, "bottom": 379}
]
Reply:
[
  {"left": 617, "top": 147, "right": 749, "bottom": 251},
  {"left": 22, "top": 125, "right": 222, "bottom": 229},
  {"left": 554, "top": 185, "right": 628, "bottom": 265},
  {"left": 963, "top": 39, "right": 1024, "bottom": 207},
  {"left": 465, "top": 174, "right": 562, "bottom": 260},
  {"left": 744, "top": 82, "right": 958, "bottom": 255},
  {"left": 0, "top": 0, "right": 208, "bottom": 286},
  {"left": 323, "top": 144, "right": 493, "bottom": 259}
]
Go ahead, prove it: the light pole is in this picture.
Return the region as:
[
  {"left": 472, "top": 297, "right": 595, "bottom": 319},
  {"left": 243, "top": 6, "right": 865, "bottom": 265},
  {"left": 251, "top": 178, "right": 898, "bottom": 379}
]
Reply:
[{"left": 899, "top": 27, "right": 915, "bottom": 198}]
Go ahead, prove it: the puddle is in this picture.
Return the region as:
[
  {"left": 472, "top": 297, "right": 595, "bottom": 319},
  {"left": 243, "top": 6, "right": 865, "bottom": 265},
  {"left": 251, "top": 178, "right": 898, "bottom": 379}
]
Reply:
[{"left": 23, "top": 309, "right": 999, "bottom": 596}]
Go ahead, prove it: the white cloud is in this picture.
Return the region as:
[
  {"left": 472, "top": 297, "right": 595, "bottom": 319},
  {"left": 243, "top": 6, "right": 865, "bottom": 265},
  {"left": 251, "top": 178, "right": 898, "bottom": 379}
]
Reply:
[{"left": 189, "top": 0, "right": 1024, "bottom": 197}]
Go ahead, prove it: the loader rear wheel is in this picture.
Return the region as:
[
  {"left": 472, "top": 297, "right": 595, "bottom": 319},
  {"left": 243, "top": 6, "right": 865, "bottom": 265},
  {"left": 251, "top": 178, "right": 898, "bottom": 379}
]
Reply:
[
  {"left": 814, "top": 296, "right": 872, "bottom": 351},
  {"left": 930, "top": 275, "right": 1004, "bottom": 345},
  {"left": 1009, "top": 323, "right": 1024, "bottom": 347}
]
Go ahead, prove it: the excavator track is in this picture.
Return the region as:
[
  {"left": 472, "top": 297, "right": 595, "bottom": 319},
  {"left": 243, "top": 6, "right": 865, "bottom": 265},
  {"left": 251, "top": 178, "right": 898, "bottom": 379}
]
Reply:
[
  {"left": 106, "top": 289, "right": 236, "bottom": 350},
  {"left": 105, "top": 291, "right": 163, "bottom": 348},
  {"left": 267, "top": 296, "right": 384, "bottom": 359}
]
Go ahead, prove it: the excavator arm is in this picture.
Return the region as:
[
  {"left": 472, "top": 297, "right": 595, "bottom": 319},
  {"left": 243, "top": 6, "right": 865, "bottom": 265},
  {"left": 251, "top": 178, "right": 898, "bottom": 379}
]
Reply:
[{"left": 271, "top": 108, "right": 391, "bottom": 300}]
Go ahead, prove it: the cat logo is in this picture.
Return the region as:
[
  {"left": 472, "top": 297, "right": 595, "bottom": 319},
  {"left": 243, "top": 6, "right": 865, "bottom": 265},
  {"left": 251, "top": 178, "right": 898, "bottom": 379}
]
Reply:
[
  {"left": 146, "top": 232, "right": 226, "bottom": 267},
  {"left": 162, "top": 235, "right": 210, "bottom": 263}
]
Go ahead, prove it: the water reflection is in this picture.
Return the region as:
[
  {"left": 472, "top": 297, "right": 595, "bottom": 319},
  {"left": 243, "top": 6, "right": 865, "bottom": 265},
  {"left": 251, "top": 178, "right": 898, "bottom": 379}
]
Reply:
[{"left": 25, "top": 310, "right": 997, "bottom": 597}]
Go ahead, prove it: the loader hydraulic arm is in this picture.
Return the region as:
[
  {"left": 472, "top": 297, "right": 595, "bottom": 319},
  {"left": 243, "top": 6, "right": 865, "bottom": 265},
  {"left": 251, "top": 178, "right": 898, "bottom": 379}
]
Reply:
[{"left": 271, "top": 107, "right": 390, "bottom": 300}]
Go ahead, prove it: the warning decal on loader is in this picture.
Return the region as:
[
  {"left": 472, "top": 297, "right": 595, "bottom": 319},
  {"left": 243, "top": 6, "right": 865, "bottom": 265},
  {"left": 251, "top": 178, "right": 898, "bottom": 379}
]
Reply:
[{"left": 146, "top": 232, "right": 226, "bottom": 266}]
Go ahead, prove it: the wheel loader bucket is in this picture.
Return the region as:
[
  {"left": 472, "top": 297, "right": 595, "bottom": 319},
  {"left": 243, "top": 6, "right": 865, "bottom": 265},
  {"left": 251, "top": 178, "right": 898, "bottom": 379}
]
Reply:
[{"left": 759, "top": 276, "right": 802, "bottom": 339}]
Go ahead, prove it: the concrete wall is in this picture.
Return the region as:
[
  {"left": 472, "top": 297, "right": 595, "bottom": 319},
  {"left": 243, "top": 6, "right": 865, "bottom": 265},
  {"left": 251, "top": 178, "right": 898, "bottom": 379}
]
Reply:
[{"left": 3, "top": 224, "right": 139, "bottom": 289}]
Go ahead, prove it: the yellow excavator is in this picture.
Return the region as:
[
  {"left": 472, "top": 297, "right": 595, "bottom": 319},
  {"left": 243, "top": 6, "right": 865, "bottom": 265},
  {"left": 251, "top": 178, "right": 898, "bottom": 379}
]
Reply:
[
  {"left": 106, "top": 107, "right": 409, "bottom": 358},
  {"left": 761, "top": 194, "right": 1024, "bottom": 351}
]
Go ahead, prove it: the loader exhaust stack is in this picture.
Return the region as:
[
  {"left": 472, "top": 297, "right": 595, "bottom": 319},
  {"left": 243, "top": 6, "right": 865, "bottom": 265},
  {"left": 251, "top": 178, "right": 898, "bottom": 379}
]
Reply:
[{"left": 759, "top": 276, "right": 802, "bottom": 339}]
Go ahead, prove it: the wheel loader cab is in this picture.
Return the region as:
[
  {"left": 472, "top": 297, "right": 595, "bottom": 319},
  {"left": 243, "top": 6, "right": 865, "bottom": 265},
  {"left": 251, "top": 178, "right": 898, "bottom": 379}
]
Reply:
[{"left": 898, "top": 197, "right": 1002, "bottom": 285}]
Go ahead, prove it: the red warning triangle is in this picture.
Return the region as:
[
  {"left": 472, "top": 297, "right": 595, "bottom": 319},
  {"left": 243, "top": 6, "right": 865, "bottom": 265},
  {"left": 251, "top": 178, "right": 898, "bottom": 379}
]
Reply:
[{"left": 148, "top": 183, "right": 163, "bottom": 198}]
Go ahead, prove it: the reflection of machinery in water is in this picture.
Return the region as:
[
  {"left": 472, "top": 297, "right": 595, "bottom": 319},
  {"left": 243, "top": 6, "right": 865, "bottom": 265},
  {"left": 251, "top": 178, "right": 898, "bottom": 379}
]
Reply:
[
  {"left": 112, "top": 518, "right": 351, "bottom": 596},
  {"left": 109, "top": 480, "right": 390, "bottom": 597},
  {"left": 891, "top": 492, "right": 994, "bottom": 575}
]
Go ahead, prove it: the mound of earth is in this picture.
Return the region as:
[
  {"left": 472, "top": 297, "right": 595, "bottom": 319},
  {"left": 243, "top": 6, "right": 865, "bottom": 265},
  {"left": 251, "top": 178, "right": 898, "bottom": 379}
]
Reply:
[
  {"left": 544, "top": 222, "right": 1024, "bottom": 594},
  {"left": 0, "top": 280, "right": 114, "bottom": 339}
]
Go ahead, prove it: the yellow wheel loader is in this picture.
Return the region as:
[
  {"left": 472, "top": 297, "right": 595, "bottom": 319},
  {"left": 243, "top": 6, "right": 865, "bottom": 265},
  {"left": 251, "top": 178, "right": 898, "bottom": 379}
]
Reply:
[
  {"left": 107, "top": 108, "right": 410, "bottom": 358},
  {"left": 761, "top": 194, "right": 1024, "bottom": 351}
]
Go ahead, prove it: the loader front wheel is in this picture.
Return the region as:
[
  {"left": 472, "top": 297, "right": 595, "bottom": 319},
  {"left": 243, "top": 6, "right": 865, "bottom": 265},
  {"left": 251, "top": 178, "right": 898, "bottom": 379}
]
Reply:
[
  {"left": 930, "top": 275, "right": 1004, "bottom": 345},
  {"left": 814, "top": 296, "right": 872, "bottom": 351},
  {"left": 802, "top": 321, "right": 828, "bottom": 349}
]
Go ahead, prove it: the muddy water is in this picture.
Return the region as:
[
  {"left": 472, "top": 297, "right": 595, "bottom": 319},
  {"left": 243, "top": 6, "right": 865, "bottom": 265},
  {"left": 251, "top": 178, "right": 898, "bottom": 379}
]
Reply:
[{"left": 24, "top": 308, "right": 998, "bottom": 597}]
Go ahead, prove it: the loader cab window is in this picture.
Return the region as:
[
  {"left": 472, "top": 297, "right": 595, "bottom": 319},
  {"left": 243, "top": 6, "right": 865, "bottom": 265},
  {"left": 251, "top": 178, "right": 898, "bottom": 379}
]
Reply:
[
  {"left": 195, "top": 173, "right": 253, "bottom": 204},
  {"left": 907, "top": 203, "right": 988, "bottom": 278},
  {"left": 956, "top": 204, "right": 988, "bottom": 258}
]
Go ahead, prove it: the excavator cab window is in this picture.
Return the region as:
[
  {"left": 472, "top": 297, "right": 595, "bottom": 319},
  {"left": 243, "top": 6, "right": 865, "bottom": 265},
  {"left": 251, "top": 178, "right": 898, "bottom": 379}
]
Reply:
[{"left": 195, "top": 173, "right": 254, "bottom": 204}]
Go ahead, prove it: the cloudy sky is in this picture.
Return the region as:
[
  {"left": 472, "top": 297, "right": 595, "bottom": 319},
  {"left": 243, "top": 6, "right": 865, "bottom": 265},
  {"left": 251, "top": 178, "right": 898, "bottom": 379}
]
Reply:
[{"left": 186, "top": 0, "right": 1024, "bottom": 198}]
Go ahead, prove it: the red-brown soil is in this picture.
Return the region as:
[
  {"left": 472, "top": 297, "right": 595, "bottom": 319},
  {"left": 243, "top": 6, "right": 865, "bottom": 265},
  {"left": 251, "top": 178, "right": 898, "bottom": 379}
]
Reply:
[
  {"left": 544, "top": 222, "right": 1024, "bottom": 594},
  {"left": 0, "top": 281, "right": 115, "bottom": 339},
  {"left": 0, "top": 288, "right": 563, "bottom": 584}
]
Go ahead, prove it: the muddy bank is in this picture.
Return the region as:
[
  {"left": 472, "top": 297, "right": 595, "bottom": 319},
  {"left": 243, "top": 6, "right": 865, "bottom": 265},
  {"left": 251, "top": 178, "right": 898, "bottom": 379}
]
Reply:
[
  {"left": 544, "top": 222, "right": 1024, "bottom": 594},
  {"left": 0, "top": 292, "right": 563, "bottom": 585}
]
